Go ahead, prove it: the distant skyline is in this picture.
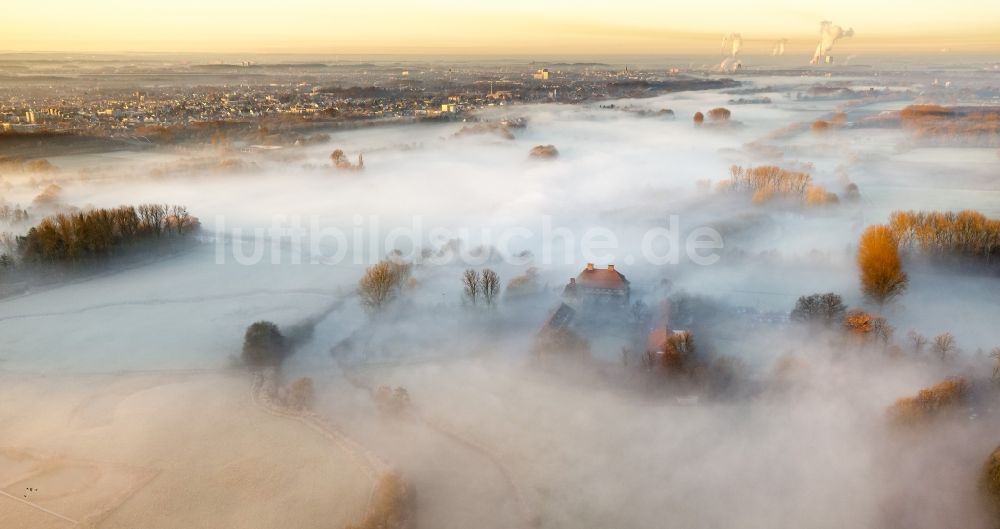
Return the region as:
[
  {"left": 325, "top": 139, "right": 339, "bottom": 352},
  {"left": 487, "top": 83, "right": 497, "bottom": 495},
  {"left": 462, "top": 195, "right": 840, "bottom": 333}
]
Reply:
[{"left": 4, "top": 0, "right": 1000, "bottom": 55}]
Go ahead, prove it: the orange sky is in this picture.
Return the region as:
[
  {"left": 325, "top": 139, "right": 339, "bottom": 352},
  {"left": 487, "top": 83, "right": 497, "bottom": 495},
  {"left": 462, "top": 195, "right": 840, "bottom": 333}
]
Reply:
[{"left": 3, "top": 0, "right": 999, "bottom": 54}]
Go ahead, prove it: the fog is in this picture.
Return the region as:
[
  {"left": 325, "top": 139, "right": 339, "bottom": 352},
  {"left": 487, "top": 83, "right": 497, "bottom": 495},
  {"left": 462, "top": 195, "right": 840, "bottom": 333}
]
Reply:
[{"left": 1, "top": 69, "right": 999, "bottom": 528}]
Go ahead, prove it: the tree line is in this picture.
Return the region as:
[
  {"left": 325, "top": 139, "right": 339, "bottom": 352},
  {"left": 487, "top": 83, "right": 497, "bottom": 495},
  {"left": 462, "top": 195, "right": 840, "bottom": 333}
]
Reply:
[
  {"left": 718, "top": 165, "right": 840, "bottom": 206},
  {"left": 888, "top": 210, "right": 1000, "bottom": 267},
  {"left": 0, "top": 204, "right": 29, "bottom": 224},
  {"left": 13, "top": 204, "right": 198, "bottom": 264}
]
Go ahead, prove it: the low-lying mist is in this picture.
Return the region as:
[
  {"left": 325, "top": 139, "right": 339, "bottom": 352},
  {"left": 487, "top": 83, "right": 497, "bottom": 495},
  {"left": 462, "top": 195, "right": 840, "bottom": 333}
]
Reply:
[{"left": 1, "top": 72, "right": 999, "bottom": 529}]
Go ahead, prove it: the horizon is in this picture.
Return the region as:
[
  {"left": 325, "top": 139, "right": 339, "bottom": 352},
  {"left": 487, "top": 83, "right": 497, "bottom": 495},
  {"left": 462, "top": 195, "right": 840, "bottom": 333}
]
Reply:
[{"left": 4, "top": 0, "right": 1000, "bottom": 55}]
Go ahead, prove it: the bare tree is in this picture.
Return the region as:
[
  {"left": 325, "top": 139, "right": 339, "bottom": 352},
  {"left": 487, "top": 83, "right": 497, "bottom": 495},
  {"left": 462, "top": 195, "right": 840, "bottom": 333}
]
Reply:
[
  {"left": 932, "top": 333, "right": 956, "bottom": 361},
  {"left": 907, "top": 330, "right": 928, "bottom": 356},
  {"left": 480, "top": 268, "right": 500, "bottom": 307},
  {"left": 462, "top": 269, "right": 480, "bottom": 306},
  {"left": 170, "top": 205, "right": 192, "bottom": 235}
]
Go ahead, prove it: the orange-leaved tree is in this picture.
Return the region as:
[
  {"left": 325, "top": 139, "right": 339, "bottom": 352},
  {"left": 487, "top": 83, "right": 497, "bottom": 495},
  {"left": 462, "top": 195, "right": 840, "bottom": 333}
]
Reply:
[{"left": 858, "top": 225, "right": 908, "bottom": 306}]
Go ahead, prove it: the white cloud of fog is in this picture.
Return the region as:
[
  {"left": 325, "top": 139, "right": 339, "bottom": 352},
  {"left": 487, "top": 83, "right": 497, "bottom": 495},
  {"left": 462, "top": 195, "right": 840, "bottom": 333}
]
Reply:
[{"left": 1, "top": 72, "right": 999, "bottom": 529}]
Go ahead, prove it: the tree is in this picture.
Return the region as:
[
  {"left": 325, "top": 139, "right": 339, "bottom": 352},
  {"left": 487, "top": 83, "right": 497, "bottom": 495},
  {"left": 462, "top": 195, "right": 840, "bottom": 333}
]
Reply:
[
  {"left": 790, "top": 293, "right": 846, "bottom": 326},
  {"left": 242, "top": 321, "right": 286, "bottom": 367},
  {"left": 932, "top": 333, "right": 956, "bottom": 361},
  {"left": 693, "top": 111, "right": 705, "bottom": 125},
  {"left": 707, "top": 107, "right": 731, "bottom": 121},
  {"left": 462, "top": 269, "right": 480, "bottom": 306},
  {"left": 858, "top": 225, "right": 908, "bottom": 306},
  {"left": 480, "top": 268, "right": 499, "bottom": 307},
  {"left": 661, "top": 331, "right": 695, "bottom": 373},
  {"left": 359, "top": 261, "right": 398, "bottom": 313},
  {"left": 906, "top": 330, "right": 928, "bottom": 356},
  {"left": 844, "top": 309, "right": 893, "bottom": 345}
]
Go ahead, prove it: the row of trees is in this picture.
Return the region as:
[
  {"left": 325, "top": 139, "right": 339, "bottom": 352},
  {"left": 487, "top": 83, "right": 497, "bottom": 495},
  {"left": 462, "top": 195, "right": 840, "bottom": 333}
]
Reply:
[
  {"left": 0, "top": 204, "right": 29, "bottom": 224},
  {"left": 888, "top": 210, "right": 1000, "bottom": 266},
  {"left": 0, "top": 156, "right": 56, "bottom": 173},
  {"left": 724, "top": 165, "right": 812, "bottom": 196},
  {"left": 791, "top": 292, "right": 989, "bottom": 364},
  {"left": 717, "top": 165, "right": 839, "bottom": 206},
  {"left": 791, "top": 292, "right": 894, "bottom": 344},
  {"left": 461, "top": 268, "right": 500, "bottom": 307},
  {"left": 15, "top": 204, "right": 198, "bottom": 264},
  {"left": 904, "top": 330, "right": 964, "bottom": 361},
  {"left": 899, "top": 105, "right": 1000, "bottom": 147}
]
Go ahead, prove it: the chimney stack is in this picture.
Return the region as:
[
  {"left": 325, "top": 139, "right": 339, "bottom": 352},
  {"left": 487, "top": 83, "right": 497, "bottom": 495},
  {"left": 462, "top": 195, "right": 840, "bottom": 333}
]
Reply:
[
  {"left": 586, "top": 263, "right": 594, "bottom": 271},
  {"left": 608, "top": 264, "right": 615, "bottom": 271}
]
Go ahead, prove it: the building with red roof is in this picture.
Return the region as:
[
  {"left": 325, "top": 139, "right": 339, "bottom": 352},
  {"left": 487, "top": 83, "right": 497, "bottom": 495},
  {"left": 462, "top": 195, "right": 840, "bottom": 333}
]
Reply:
[{"left": 563, "top": 263, "right": 630, "bottom": 307}]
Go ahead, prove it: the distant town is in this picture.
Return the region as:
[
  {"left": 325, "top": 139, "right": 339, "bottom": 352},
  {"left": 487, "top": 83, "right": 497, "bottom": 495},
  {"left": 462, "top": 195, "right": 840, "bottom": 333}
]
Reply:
[{"left": 0, "top": 59, "right": 737, "bottom": 153}]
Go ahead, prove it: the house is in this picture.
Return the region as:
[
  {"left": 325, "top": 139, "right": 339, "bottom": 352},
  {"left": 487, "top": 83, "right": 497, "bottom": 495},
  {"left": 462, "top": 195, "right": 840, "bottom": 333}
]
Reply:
[{"left": 563, "top": 263, "right": 630, "bottom": 307}]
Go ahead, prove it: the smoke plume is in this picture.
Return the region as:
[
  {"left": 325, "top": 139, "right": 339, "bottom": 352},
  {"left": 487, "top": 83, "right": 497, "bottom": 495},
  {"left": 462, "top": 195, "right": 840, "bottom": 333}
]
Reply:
[{"left": 810, "top": 21, "right": 855, "bottom": 65}]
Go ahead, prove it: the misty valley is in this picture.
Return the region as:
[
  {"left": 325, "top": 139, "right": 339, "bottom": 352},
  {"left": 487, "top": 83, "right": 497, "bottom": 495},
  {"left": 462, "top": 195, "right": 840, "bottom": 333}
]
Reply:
[{"left": 1, "top": 59, "right": 1000, "bottom": 529}]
